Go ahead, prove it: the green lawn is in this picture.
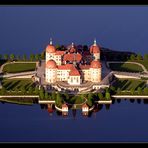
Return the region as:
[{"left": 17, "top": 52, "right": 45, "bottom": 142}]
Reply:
[
  {"left": 127, "top": 60, "right": 148, "bottom": 71},
  {"left": 113, "top": 78, "right": 146, "bottom": 91},
  {"left": 109, "top": 63, "right": 143, "bottom": 72},
  {"left": 3, "top": 63, "right": 36, "bottom": 73},
  {"left": 2, "top": 78, "right": 34, "bottom": 91}
]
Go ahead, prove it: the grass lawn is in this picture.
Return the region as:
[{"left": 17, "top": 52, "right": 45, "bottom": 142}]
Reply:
[
  {"left": 2, "top": 78, "right": 34, "bottom": 91},
  {"left": 109, "top": 63, "right": 143, "bottom": 72},
  {"left": 3, "top": 63, "right": 36, "bottom": 73},
  {"left": 127, "top": 60, "right": 148, "bottom": 71},
  {"left": 113, "top": 78, "right": 146, "bottom": 91}
]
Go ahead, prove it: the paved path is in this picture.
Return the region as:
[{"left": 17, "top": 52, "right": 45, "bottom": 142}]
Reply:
[
  {"left": 0, "top": 71, "right": 36, "bottom": 78},
  {"left": 112, "top": 95, "right": 148, "bottom": 99},
  {"left": 107, "top": 61, "right": 148, "bottom": 73}
]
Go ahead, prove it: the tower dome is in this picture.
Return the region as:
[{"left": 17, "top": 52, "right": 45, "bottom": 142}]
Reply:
[
  {"left": 46, "top": 60, "right": 57, "bottom": 69},
  {"left": 90, "top": 60, "right": 101, "bottom": 68},
  {"left": 46, "top": 38, "right": 56, "bottom": 53},
  {"left": 90, "top": 39, "right": 100, "bottom": 54}
]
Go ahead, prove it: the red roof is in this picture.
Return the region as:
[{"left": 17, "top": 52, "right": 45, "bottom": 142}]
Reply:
[
  {"left": 62, "top": 104, "right": 68, "bottom": 108},
  {"left": 79, "top": 65, "right": 90, "bottom": 70},
  {"left": 55, "top": 50, "right": 65, "bottom": 55},
  {"left": 90, "top": 45, "right": 100, "bottom": 54},
  {"left": 69, "top": 47, "right": 76, "bottom": 53},
  {"left": 46, "top": 45, "right": 56, "bottom": 53},
  {"left": 63, "top": 53, "right": 82, "bottom": 62},
  {"left": 90, "top": 60, "right": 101, "bottom": 69},
  {"left": 69, "top": 66, "right": 80, "bottom": 76},
  {"left": 58, "top": 64, "right": 74, "bottom": 70},
  {"left": 82, "top": 103, "right": 89, "bottom": 108},
  {"left": 46, "top": 60, "right": 57, "bottom": 69}
]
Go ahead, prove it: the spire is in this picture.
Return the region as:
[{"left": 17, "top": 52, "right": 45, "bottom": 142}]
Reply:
[
  {"left": 50, "top": 38, "right": 52, "bottom": 45},
  {"left": 93, "top": 38, "right": 97, "bottom": 46},
  {"left": 72, "top": 42, "right": 74, "bottom": 48}
]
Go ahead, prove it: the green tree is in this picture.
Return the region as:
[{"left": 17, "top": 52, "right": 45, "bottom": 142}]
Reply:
[
  {"left": 45, "top": 92, "right": 49, "bottom": 100},
  {"left": 87, "top": 93, "right": 93, "bottom": 107},
  {"left": 130, "top": 54, "right": 136, "bottom": 61},
  {"left": 0, "top": 87, "right": 6, "bottom": 95},
  {"left": 117, "top": 88, "right": 121, "bottom": 94},
  {"left": 130, "top": 88, "right": 135, "bottom": 95},
  {"left": 137, "top": 87, "right": 142, "bottom": 95},
  {"left": 35, "top": 54, "right": 40, "bottom": 61},
  {"left": 35, "top": 87, "right": 39, "bottom": 95},
  {"left": 30, "top": 54, "right": 35, "bottom": 61},
  {"left": 39, "top": 87, "right": 44, "bottom": 99},
  {"left": 23, "top": 54, "right": 27, "bottom": 61},
  {"left": 137, "top": 54, "right": 143, "bottom": 60},
  {"left": 4, "top": 54, "right": 8, "bottom": 60},
  {"left": 143, "top": 87, "right": 148, "bottom": 95},
  {"left": 144, "top": 54, "right": 148, "bottom": 61},
  {"left": 21, "top": 86, "right": 26, "bottom": 95},
  {"left": 105, "top": 92, "right": 111, "bottom": 100},
  {"left": 56, "top": 93, "right": 62, "bottom": 107},
  {"left": 41, "top": 51, "right": 45, "bottom": 60},
  {"left": 28, "top": 86, "right": 33, "bottom": 94},
  {"left": 10, "top": 54, "right": 15, "bottom": 61},
  {"left": 110, "top": 86, "right": 116, "bottom": 94},
  {"left": 52, "top": 91, "right": 56, "bottom": 100},
  {"left": 98, "top": 92, "right": 103, "bottom": 100}
]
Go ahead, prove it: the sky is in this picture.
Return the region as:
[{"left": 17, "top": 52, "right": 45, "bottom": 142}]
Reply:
[{"left": 0, "top": 6, "right": 148, "bottom": 56}]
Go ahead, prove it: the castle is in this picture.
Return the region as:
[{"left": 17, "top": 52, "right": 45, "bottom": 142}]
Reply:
[{"left": 45, "top": 39, "right": 102, "bottom": 86}]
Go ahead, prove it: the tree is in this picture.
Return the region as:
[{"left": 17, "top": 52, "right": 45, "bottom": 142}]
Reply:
[
  {"left": 137, "top": 54, "right": 143, "bottom": 60},
  {"left": 98, "top": 92, "right": 103, "bottom": 100},
  {"left": 110, "top": 86, "right": 116, "bottom": 94},
  {"left": 35, "top": 86, "right": 39, "bottom": 95},
  {"left": 56, "top": 93, "right": 62, "bottom": 107},
  {"left": 144, "top": 54, "right": 148, "bottom": 61},
  {"left": 45, "top": 92, "right": 49, "bottom": 100},
  {"left": 105, "top": 92, "right": 111, "bottom": 100},
  {"left": 10, "top": 54, "right": 15, "bottom": 61},
  {"left": 0, "top": 87, "right": 6, "bottom": 95},
  {"left": 39, "top": 87, "right": 44, "bottom": 99},
  {"left": 51, "top": 91, "right": 56, "bottom": 100},
  {"left": 130, "top": 88, "right": 135, "bottom": 95},
  {"left": 28, "top": 86, "right": 33, "bottom": 94},
  {"left": 130, "top": 54, "right": 136, "bottom": 61},
  {"left": 21, "top": 86, "right": 26, "bottom": 95},
  {"left": 35, "top": 54, "right": 40, "bottom": 61},
  {"left": 87, "top": 93, "right": 93, "bottom": 107},
  {"left": 117, "top": 88, "right": 121, "bottom": 94},
  {"left": 41, "top": 51, "right": 45, "bottom": 59},
  {"left": 4, "top": 54, "right": 8, "bottom": 60},
  {"left": 23, "top": 54, "right": 27, "bottom": 61},
  {"left": 137, "top": 87, "right": 142, "bottom": 95},
  {"left": 143, "top": 87, "right": 148, "bottom": 95},
  {"left": 30, "top": 54, "right": 35, "bottom": 61}
]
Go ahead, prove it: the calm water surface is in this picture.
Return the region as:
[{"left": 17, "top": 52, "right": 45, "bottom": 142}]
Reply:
[{"left": 0, "top": 100, "right": 148, "bottom": 142}]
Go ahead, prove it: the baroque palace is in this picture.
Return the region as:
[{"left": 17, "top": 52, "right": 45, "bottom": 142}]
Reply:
[{"left": 45, "top": 39, "right": 102, "bottom": 86}]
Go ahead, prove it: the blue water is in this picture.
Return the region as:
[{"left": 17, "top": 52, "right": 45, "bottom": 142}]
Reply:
[{"left": 0, "top": 100, "right": 148, "bottom": 142}]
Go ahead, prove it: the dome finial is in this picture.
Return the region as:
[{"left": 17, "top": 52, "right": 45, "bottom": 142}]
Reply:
[
  {"left": 72, "top": 42, "right": 74, "bottom": 48},
  {"left": 50, "top": 38, "right": 52, "bottom": 45},
  {"left": 94, "top": 38, "right": 97, "bottom": 46}
]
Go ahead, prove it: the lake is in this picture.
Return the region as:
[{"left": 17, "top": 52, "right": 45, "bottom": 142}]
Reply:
[{"left": 0, "top": 99, "right": 148, "bottom": 142}]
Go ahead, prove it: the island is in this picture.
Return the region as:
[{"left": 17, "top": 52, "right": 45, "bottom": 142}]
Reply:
[{"left": 0, "top": 38, "right": 148, "bottom": 116}]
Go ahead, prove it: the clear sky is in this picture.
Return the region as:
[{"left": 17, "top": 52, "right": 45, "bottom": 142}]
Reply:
[{"left": 0, "top": 6, "right": 148, "bottom": 56}]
